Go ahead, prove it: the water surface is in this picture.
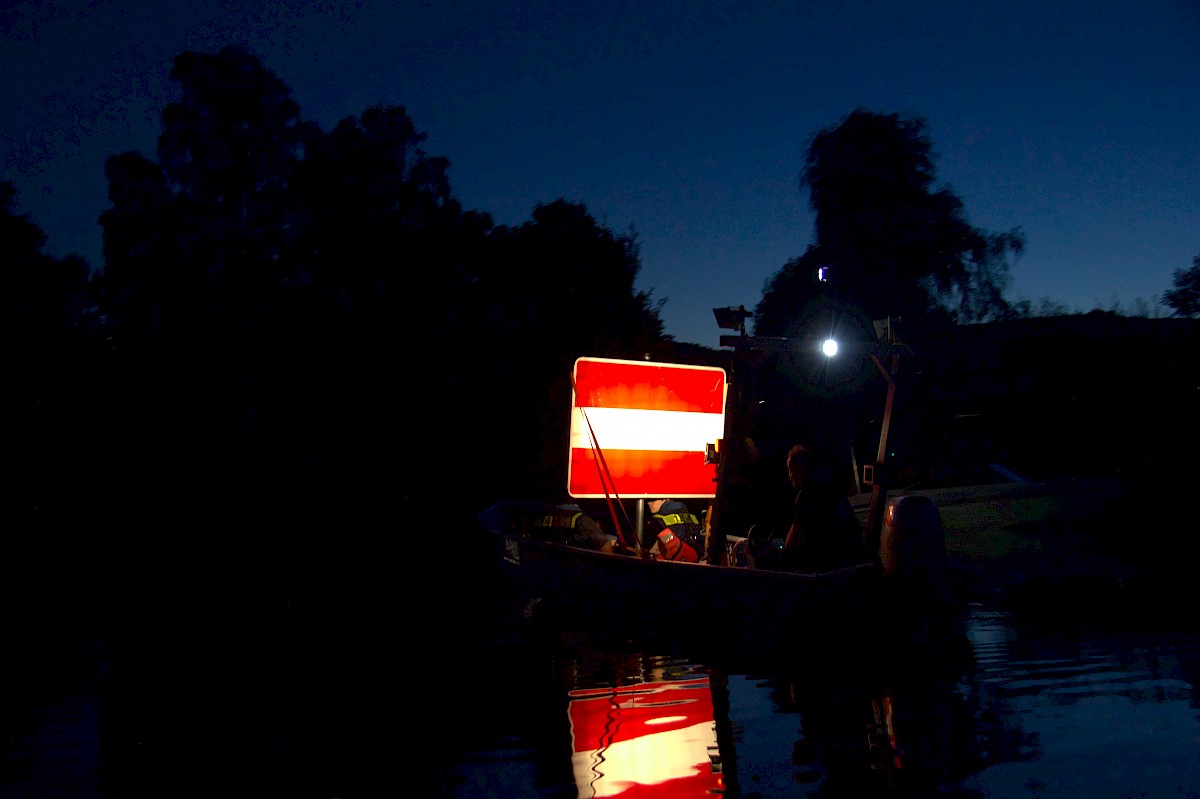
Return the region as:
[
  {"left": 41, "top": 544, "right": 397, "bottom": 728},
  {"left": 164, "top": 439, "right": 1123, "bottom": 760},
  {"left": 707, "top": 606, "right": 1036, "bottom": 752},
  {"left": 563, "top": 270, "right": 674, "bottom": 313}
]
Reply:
[
  {"left": 3, "top": 549, "right": 1199, "bottom": 798},
  {"left": 445, "top": 599, "right": 1200, "bottom": 798}
]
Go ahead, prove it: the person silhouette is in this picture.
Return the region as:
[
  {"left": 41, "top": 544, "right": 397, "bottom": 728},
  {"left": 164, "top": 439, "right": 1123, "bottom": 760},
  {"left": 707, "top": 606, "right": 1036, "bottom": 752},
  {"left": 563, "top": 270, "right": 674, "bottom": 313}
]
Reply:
[{"left": 781, "top": 444, "right": 866, "bottom": 573}]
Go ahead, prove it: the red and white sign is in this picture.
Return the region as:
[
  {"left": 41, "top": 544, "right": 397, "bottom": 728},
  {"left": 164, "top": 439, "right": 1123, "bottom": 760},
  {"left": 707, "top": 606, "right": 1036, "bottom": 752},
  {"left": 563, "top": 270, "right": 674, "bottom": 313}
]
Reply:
[{"left": 568, "top": 357, "right": 726, "bottom": 498}]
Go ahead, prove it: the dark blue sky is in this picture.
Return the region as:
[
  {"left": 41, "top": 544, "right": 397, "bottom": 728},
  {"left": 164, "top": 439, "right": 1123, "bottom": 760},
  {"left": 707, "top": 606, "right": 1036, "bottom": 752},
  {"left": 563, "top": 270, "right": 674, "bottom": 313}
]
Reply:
[{"left": 3, "top": 0, "right": 1198, "bottom": 347}]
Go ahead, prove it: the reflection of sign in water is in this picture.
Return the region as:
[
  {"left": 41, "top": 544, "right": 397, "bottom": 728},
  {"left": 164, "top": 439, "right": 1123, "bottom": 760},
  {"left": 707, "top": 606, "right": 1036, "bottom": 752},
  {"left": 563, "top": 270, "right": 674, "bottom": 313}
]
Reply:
[
  {"left": 568, "top": 678, "right": 722, "bottom": 798},
  {"left": 569, "top": 357, "right": 727, "bottom": 498}
]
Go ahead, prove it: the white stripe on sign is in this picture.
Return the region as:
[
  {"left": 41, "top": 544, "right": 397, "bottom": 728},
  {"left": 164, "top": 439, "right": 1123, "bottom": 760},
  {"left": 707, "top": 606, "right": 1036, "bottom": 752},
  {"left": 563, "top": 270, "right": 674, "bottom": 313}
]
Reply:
[{"left": 570, "top": 407, "right": 723, "bottom": 452}]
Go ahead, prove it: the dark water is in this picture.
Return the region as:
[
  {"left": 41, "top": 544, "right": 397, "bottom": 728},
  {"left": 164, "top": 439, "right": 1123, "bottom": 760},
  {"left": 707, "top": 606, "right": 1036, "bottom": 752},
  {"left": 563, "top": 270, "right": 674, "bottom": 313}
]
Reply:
[
  {"left": 441, "top": 597, "right": 1200, "bottom": 799},
  {"left": 3, "top": 542, "right": 1199, "bottom": 799}
]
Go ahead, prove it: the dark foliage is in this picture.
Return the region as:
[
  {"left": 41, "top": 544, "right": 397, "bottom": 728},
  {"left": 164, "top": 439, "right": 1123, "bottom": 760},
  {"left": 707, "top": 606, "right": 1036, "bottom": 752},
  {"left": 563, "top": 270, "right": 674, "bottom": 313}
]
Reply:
[
  {"left": 861, "top": 311, "right": 1199, "bottom": 494},
  {"left": 1163, "top": 253, "right": 1200, "bottom": 317},
  {"left": 756, "top": 109, "right": 1023, "bottom": 338},
  {"left": 3, "top": 181, "right": 101, "bottom": 527},
  {"left": 86, "top": 47, "right": 669, "bottom": 534}
]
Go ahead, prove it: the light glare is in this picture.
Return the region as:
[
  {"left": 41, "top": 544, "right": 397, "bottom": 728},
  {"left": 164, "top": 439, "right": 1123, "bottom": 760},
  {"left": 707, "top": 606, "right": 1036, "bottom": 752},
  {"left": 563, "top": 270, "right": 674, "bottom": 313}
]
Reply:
[{"left": 822, "top": 338, "right": 838, "bottom": 358}]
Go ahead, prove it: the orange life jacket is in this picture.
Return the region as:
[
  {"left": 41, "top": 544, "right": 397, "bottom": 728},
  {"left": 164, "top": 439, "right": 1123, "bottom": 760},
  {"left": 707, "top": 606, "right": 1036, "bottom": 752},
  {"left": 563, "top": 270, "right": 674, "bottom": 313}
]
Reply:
[
  {"left": 656, "top": 528, "right": 699, "bottom": 562},
  {"left": 652, "top": 510, "right": 702, "bottom": 562}
]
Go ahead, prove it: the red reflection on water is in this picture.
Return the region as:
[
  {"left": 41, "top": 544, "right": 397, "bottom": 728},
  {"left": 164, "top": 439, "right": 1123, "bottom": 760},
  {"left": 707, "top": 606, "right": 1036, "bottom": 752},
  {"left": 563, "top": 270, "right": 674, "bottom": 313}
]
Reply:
[{"left": 568, "top": 677, "right": 722, "bottom": 798}]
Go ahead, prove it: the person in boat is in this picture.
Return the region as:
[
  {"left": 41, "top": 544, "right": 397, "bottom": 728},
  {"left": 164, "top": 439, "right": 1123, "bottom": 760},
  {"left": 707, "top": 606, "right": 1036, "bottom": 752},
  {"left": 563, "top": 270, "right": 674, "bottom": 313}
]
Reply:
[
  {"left": 780, "top": 444, "right": 866, "bottom": 573},
  {"left": 532, "top": 502, "right": 618, "bottom": 553},
  {"left": 644, "top": 499, "right": 705, "bottom": 562}
]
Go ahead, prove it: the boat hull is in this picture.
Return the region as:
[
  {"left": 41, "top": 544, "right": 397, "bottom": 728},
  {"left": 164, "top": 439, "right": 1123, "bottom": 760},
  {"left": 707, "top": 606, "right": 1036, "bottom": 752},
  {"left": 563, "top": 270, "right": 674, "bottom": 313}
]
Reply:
[
  {"left": 480, "top": 498, "right": 972, "bottom": 670},
  {"left": 482, "top": 501, "right": 887, "bottom": 660}
]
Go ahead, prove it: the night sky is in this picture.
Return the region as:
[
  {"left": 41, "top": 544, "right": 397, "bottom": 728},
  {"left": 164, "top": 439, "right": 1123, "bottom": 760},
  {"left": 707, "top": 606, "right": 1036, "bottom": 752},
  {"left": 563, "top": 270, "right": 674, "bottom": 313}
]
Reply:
[{"left": 3, "top": 0, "right": 1198, "bottom": 347}]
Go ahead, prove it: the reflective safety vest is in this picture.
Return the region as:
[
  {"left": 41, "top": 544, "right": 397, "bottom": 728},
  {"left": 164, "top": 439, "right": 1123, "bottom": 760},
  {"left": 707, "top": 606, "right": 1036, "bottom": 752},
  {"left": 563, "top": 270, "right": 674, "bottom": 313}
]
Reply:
[
  {"left": 651, "top": 511, "right": 702, "bottom": 563},
  {"left": 533, "top": 511, "right": 585, "bottom": 545},
  {"left": 535, "top": 511, "right": 583, "bottom": 530}
]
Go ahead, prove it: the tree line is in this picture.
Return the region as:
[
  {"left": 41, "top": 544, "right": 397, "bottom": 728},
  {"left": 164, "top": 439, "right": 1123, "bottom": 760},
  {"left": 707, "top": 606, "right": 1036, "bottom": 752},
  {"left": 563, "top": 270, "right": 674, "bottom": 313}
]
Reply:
[
  {"left": 7, "top": 47, "right": 670, "bottom": 535},
  {"left": 6, "top": 46, "right": 1198, "bottom": 538}
]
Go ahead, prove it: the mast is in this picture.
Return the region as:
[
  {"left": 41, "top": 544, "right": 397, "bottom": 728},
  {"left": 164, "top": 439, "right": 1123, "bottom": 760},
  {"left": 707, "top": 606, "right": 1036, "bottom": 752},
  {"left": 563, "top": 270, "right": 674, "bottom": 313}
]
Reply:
[
  {"left": 708, "top": 306, "right": 754, "bottom": 565},
  {"left": 863, "top": 318, "right": 907, "bottom": 555},
  {"left": 863, "top": 349, "right": 898, "bottom": 554}
]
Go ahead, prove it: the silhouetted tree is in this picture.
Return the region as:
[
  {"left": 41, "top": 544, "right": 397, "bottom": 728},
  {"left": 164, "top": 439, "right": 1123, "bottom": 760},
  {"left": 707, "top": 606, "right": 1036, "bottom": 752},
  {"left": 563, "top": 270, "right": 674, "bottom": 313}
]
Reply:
[
  {"left": 95, "top": 46, "right": 668, "bottom": 526},
  {"left": 2, "top": 182, "right": 93, "bottom": 346},
  {"left": 474, "top": 200, "right": 668, "bottom": 500},
  {"left": 101, "top": 47, "right": 304, "bottom": 347},
  {"left": 96, "top": 47, "right": 312, "bottom": 521},
  {"left": 2, "top": 181, "right": 98, "bottom": 523},
  {"left": 756, "top": 109, "right": 1024, "bottom": 337},
  {"left": 1011, "top": 296, "right": 1071, "bottom": 318},
  {"left": 485, "top": 200, "right": 664, "bottom": 365},
  {"left": 1163, "top": 254, "right": 1200, "bottom": 317},
  {"left": 99, "top": 151, "right": 177, "bottom": 342},
  {"left": 96, "top": 47, "right": 491, "bottom": 523},
  {"left": 280, "top": 102, "right": 490, "bottom": 512}
]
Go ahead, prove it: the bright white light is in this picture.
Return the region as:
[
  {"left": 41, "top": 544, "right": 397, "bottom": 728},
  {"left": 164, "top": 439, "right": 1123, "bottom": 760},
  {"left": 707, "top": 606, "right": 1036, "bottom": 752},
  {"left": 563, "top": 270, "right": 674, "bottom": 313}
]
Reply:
[{"left": 822, "top": 338, "right": 838, "bottom": 358}]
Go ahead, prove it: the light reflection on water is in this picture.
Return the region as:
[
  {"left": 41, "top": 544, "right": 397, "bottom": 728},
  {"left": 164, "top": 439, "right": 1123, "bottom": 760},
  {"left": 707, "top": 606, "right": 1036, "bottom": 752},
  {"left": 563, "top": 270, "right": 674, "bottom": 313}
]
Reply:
[
  {"left": 448, "top": 604, "right": 1200, "bottom": 798},
  {"left": 3, "top": 579, "right": 1199, "bottom": 798},
  {"left": 959, "top": 609, "right": 1200, "bottom": 798}
]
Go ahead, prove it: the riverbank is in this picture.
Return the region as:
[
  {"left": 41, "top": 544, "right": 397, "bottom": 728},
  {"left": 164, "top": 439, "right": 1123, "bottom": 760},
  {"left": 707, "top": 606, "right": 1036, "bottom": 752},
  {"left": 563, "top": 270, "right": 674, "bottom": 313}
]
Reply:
[{"left": 852, "top": 476, "right": 1191, "bottom": 625}]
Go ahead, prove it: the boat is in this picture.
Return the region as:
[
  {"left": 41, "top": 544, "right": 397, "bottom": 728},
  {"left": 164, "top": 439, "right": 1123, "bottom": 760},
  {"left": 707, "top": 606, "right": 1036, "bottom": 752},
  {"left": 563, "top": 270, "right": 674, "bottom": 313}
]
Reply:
[
  {"left": 479, "top": 496, "right": 884, "bottom": 641},
  {"left": 478, "top": 320, "right": 960, "bottom": 658}
]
